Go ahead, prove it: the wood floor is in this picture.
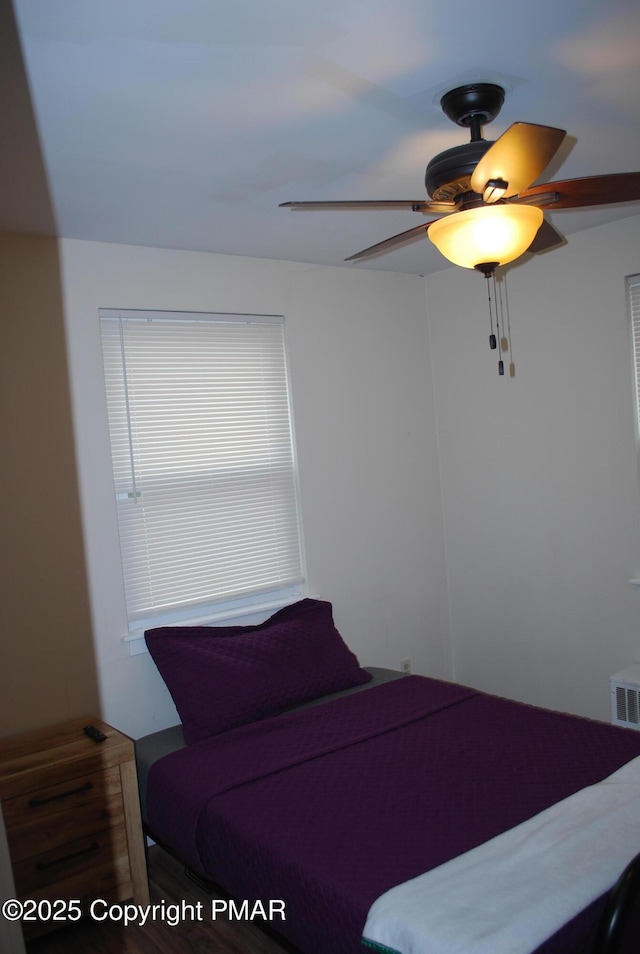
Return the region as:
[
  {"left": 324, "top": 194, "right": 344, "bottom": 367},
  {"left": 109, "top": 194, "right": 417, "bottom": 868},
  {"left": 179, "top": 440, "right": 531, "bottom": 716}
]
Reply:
[{"left": 26, "top": 845, "right": 295, "bottom": 954}]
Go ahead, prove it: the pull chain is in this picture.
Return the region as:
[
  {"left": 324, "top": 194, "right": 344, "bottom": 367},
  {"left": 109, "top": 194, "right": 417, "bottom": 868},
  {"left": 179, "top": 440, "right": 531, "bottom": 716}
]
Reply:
[
  {"left": 477, "top": 263, "right": 506, "bottom": 378},
  {"left": 497, "top": 274, "right": 514, "bottom": 377},
  {"left": 486, "top": 272, "right": 497, "bottom": 351},
  {"left": 493, "top": 271, "right": 504, "bottom": 376}
]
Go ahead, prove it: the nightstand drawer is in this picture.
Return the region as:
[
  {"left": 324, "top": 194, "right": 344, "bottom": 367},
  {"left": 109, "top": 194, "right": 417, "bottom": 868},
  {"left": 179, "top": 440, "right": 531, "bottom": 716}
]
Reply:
[
  {"left": 3, "top": 765, "right": 124, "bottom": 863},
  {"left": 13, "top": 824, "right": 130, "bottom": 898}
]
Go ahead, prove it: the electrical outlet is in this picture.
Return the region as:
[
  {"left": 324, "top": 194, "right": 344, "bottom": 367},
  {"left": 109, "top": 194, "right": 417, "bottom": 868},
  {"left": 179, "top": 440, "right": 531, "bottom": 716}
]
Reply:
[{"left": 401, "top": 658, "right": 412, "bottom": 674}]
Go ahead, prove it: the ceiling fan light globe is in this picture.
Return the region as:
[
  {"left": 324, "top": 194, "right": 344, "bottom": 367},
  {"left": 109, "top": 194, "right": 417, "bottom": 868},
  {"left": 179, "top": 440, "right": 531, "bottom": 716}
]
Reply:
[{"left": 428, "top": 204, "right": 544, "bottom": 268}]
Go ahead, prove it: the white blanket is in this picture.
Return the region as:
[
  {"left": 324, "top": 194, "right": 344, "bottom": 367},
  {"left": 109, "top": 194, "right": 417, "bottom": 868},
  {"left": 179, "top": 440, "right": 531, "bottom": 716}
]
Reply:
[{"left": 362, "top": 755, "right": 640, "bottom": 954}]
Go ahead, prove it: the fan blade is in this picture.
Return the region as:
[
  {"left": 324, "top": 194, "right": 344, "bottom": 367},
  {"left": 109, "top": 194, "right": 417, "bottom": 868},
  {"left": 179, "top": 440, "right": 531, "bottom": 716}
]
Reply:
[
  {"left": 345, "top": 221, "right": 437, "bottom": 262},
  {"left": 527, "top": 218, "right": 565, "bottom": 254},
  {"left": 515, "top": 172, "right": 640, "bottom": 209},
  {"left": 470, "top": 123, "right": 566, "bottom": 200},
  {"left": 279, "top": 199, "right": 455, "bottom": 213}
]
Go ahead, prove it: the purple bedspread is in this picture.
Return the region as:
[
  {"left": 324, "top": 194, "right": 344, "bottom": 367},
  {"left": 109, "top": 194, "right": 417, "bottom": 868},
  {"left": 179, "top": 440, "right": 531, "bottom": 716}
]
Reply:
[{"left": 147, "top": 675, "right": 640, "bottom": 954}]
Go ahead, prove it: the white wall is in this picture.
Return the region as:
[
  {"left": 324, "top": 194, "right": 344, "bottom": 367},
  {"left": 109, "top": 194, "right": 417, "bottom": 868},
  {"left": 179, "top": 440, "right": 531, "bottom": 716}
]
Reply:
[
  {"left": 60, "top": 240, "right": 450, "bottom": 738},
  {"left": 425, "top": 214, "right": 640, "bottom": 722}
]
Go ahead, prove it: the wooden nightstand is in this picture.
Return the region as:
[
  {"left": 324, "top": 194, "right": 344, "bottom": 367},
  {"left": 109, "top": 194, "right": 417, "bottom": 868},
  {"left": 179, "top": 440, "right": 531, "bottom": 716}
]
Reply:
[{"left": 0, "top": 717, "right": 149, "bottom": 939}]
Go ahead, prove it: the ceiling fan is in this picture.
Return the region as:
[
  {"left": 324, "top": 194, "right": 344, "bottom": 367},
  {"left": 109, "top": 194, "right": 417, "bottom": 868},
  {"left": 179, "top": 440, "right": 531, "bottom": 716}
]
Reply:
[{"left": 280, "top": 83, "right": 640, "bottom": 274}]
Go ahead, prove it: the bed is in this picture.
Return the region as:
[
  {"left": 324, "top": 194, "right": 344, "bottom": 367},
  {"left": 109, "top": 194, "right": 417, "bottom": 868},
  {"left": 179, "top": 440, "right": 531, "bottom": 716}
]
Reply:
[{"left": 136, "top": 598, "right": 640, "bottom": 954}]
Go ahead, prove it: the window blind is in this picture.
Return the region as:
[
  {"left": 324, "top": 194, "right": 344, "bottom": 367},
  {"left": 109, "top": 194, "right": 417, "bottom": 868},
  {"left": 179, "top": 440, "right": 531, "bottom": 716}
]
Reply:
[
  {"left": 629, "top": 276, "right": 640, "bottom": 441},
  {"left": 99, "top": 309, "right": 304, "bottom": 631}
]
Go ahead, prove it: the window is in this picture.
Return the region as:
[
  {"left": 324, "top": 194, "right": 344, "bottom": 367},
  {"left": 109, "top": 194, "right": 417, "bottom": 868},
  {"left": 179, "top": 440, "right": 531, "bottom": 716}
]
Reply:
[
  {"left": 629, "top": 275, "right": 640, "bottom": 442},
  {"left": 100, "top": 309, "right": 305, "bottom": 633}
]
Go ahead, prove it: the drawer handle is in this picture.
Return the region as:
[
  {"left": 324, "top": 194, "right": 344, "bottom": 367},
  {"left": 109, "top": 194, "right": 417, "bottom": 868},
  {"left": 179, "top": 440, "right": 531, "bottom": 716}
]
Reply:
[
  {"left": 28, "top": 780, "right": 93, "bottom": 808},
  {"left": 35, "top": 841, "right": 100, "bottom": 870}
]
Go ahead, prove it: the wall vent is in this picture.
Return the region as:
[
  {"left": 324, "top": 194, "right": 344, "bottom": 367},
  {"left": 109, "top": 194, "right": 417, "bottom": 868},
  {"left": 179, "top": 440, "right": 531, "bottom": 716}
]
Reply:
[{"left": 610, "top": 664, "right": 640, "bottom": 730}]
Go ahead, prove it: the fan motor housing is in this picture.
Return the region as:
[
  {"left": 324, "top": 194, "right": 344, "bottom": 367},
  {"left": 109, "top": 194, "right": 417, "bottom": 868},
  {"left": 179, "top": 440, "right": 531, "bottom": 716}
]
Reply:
[{"left": 425, "top": 140, "right": 493, "bottom": 201}]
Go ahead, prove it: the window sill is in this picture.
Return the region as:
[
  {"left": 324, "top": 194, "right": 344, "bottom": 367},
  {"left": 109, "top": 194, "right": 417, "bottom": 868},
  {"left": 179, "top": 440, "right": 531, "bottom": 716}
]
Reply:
[{"left": 123, "top": 593, "right": 316, "bottom": 656}]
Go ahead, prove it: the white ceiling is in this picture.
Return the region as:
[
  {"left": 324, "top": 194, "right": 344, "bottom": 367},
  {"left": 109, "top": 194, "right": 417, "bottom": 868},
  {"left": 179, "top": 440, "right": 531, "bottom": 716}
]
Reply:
[{"left": 3, "top": 0, "right": 640, "bottom": 275}]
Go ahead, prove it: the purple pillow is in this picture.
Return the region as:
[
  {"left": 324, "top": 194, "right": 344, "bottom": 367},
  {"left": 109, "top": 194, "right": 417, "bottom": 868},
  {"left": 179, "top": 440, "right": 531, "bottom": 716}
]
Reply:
[{"left": 145, "top": 599, "right": 371, "bottom": 744}]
